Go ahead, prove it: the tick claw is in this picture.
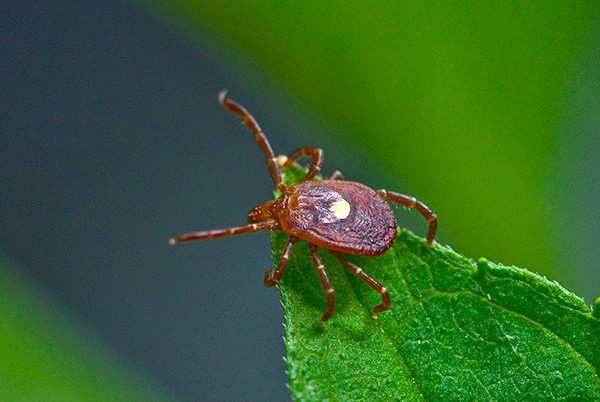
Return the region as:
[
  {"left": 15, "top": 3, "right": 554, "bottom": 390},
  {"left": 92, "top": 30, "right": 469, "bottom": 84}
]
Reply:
[{"left": 264, "top": 269, "right": 276, "bottom": 287}]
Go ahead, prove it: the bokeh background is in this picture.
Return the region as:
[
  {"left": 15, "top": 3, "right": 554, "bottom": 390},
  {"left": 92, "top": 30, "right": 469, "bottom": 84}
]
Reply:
[{"left": 1, "top": 1, "right": 599, "bottom": 401}]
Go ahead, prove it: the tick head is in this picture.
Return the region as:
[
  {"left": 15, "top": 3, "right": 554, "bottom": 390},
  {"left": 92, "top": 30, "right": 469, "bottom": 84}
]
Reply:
[{"left": 248, "top": 200, "right": 277, "bottom": 224}]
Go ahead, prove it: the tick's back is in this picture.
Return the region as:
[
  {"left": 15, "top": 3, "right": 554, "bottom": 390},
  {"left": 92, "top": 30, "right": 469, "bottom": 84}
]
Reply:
[{"left": 275, "top": 180, "right": 397, "bottom": 256}]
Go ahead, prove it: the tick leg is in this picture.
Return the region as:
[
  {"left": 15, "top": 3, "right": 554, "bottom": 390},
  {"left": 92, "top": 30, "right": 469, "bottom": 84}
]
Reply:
[
  {"left": 308, "top": 243, "right": 335, "bottom": 322},
  {"left": 329, "top": 250, "right": 390, "bottom": 314},
  {"left": 377, "top": 189, "right": 438, "bottom": 246},
  {"left": 169, "top": 220, "right": 280, "bottom": 245},
  {"left": 282, "top": 147, "right": 324, "bottom": 181},
  {"left": 219, "top": 91, "right": 287, "bottom": 193},
  {"left": 264, "top": 235, "right": 298, "bottom": 287},
  {"left": 329, "top": 170, "right": 344, "bottom": 180}
]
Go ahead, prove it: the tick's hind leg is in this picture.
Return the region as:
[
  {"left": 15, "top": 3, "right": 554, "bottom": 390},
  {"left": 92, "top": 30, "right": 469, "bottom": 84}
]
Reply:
[
  {"left": 308, "top": 243, "right": 335, "bottom": 322},
  {"left": 329, "top": 170, "right": 344, "bottom": 180},
  {"left": 282, "top": 147, "right": 323, "bottom": 181},
  {"left": 329, "top": 250, "right": 390, "bottom": 315},
  {"left": 264, "top": 235, "right": 298, "bottom": 287},
  {"left": 377, "top": 189, "right": 438, "bottom": 245}
]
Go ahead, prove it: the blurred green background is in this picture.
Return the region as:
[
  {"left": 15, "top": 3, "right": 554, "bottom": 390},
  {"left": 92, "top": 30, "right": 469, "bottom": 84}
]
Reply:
[{"left": 1, "top": 1, "right": 598, "bottom": 401}]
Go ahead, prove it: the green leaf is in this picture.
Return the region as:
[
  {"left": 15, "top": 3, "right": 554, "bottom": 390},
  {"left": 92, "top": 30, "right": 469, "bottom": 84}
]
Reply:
[{"left": 272, "top": 166, "right": 600, "bottom": 401}]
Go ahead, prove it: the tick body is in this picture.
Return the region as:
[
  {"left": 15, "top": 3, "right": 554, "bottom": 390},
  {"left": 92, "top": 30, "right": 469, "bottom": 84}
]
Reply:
[
  {"left": 170, "top": 91, "right": 438, "bottom": 322},
  {"left": 276, "top": 180, "right": 397, "bottom": 256}
]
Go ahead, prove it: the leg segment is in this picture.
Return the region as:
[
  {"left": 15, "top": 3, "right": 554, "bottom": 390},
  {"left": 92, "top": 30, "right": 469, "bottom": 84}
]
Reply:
[
  {"left": 219, "top": 91, "right": 287, "bottom": 193},
  {"left": 282, "top": 147, "right": 324, "bottom": 181},
  {"left": 169, "top": 220, "right": 280, "bottom": 245},
  {"left": 308, "top": 243, "right": 335, "bottom": 322},
  {"left": 264, "top": 235, "right": 298, "bottom": 287},
  {"left": 329, "top": 170, "right": 344, "bottom": 180},
  {"left": 377, "top": 189, "right": 437, "bottom": 245},
  {"left": 329, "top": 250, "right": 390, "bottom": 314}
]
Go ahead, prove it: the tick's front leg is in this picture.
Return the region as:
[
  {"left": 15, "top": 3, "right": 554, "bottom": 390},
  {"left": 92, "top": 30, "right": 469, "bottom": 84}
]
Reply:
[{"left": 282, "top": 147, "right": 324, "bottom": 181}]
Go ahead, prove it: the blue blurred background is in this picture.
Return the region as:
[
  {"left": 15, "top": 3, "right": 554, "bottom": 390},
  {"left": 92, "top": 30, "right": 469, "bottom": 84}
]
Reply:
[{"left": 1, "top": 1, "right": 599, "bottom": 401}]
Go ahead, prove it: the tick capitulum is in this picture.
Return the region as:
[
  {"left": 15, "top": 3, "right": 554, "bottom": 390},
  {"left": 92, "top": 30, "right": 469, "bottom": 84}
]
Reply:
[{"left": 170, "top": 91, "right": 437, "bottom": 322}]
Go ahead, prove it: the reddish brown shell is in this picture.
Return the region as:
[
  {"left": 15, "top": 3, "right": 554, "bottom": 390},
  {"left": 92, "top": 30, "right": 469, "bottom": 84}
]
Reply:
[{"left": 274, "top": 180, "right": 397, "bottom": 256}]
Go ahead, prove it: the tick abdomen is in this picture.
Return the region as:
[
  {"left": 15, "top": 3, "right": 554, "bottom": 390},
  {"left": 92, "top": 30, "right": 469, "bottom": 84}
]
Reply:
[{"left": 276, "top": 180, "right": 397, "bottom": 256}]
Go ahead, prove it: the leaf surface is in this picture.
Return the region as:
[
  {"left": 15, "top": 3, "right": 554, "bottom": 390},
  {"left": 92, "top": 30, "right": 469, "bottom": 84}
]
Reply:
[{"left": 273, "top": 166, "right": 600, "bottom": 401}]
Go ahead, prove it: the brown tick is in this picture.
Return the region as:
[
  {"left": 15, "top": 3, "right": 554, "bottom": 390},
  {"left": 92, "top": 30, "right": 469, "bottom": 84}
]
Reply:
[{"left": 170, "top": 91, "right": 437, "bottom": 322}]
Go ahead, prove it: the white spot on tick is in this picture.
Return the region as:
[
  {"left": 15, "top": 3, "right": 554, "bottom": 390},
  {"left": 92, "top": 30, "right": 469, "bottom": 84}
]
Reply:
[{"left": 329, "top": 199, "right": 350, "bottom": 219}]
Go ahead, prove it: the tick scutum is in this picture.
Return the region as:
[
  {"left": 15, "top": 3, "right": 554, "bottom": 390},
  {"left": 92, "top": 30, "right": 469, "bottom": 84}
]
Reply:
[{"left": 275, "top": 180, "right": 397, "bottom": 256}]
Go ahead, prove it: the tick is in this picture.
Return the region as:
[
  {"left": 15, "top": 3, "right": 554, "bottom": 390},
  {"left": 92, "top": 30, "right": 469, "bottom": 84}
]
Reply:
[{"left": 170, "top": 91, "right": 437, "bottom": 322}]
